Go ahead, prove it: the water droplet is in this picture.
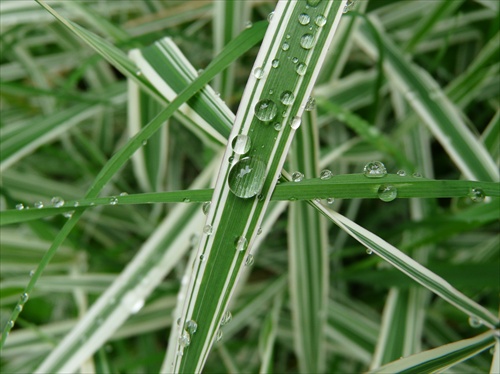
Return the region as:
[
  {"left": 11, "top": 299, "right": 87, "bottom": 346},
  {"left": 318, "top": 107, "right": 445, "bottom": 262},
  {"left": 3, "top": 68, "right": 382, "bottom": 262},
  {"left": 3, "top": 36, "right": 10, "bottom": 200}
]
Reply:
[
  {"left": 200, "top": 254, "right": 205, "bottom": 262},
  {"left": 307, "top": 0, "right": 322, "bottom": 7},
  {"left": 254, "top": 99, "right": 278, "bottom": 122},
  {"left": 50, "top": 196, "right": 64, "bottom": 208},
  {"left": 245, "top": 21, "right": 253, "bottom": 28},
  {"left": 273, "top": 122, "right": 283, "bottom": 131},
  {"left": 29, "top": 270, "right": 35, "bottom": 277},
  {"left": 34, "top": 201, "right": 44, "bottom": 209},
  {"left": 363, "top": 161, "right": 387, "bottom": 178},
  {"left": 15, "top": 304, "right": 23, "bottom": 313},
  {"left": 296, "top": 62, "right": 307, "bottom": 76},
  {"left": 202, "top": 201, "right": 211, "bottom": 215},
  {"left": 290, "top": 116, "right": 302, "bottom": 130},
  {"left": 397, "top": 170, "right": 406, "bottom": 177},
  {"left": 327, "top": 197, "right": 335, "bottom": 205},
  {"left": 109, "top": 197, "right": 118, "bottom": 205},
  {"left": 320, "top": 169, "right": 333, "bottom": 180},
  {"left": 257, "top": 227, "right": 263, "bottom": 235},
  {"left": 63, "top": 211, "right": 74, "bottom": 218},
  {"left": 366, "top": 248, "right": 373, "bottom": 255},
  {"left": 280, "top": 91, "right": 295, "bottom": 106},
  {"left": 228, "top": 157, "right": 267, "bottom": 199},
  {"left": 179, "top": 329, "right": 191, "bottom": 347},
  {"left": 253, "top": 67, "right": 264, "bottom": 79},
  {"left": 305, "top": 96, "right": 316, "bottom": 111},
  {"left": 378, "top": 185, "right": 398, "bottom": 202},
  {"left": 135, "top": 70, "right": 142, "bottom": 76},
  {"left": 176, "top": 318, "right": 182, "bottom": 326},
  {"left": 197, "top": 69, "right": 204, "bottom": 76},
  {"left": 231, "top": 134, "right": 251, "bottom": 155},
  {"left": 468, "top": 188, "right": 485, "bottom": 203},
  {"left": 183, "top": 198, "right": 191, "bottom": 203},
  {"left": 203, "top": 224, "right": 214, "bottom": 235},
  {"left": 186, "top": 320, "right": 198, "bottom": 334},
  {"left": 412, "top": 172, "right": 422, "bottom": 178},
  {"left": 267, "top": 11, "right": 274, "bottom": 22},
  {"left": 272, "top": 59, "right": 279, "bottom": 68},
  {"left": 20, "top": 293, "right": 29, "bottom": 303},
  {"left": 221, "top": 310, "right": 232, "bottom": 325},
  {"left": 6, "top": 320, "right": 14, "bottom": 329},
  {"left": 15, "top": 203, "right": 24, "bottom": 210},
  {"left": 292, "top": 171, "right": 304, "bottom": 182},
  {"left": 235, "top": 236, "right": 248, "bottom": 252},
  {"left": 315, "top": 15, "right": 327, "bottom": 27},
  {"left": 245, "top": 254, "right": 255, "bottom": 267},
  {"left": 119, "top": 192, "right": 128, "bottom": 196},
  {"left": 300, "top": 34, "right": 315, "bottom": 49},
  {"left": 142, "top": 140, "right": 148, "bottom": 146},
  {"left": 281, "top": 42, "right": 290, "bottom": 51},
  {"left": 468, "top": 316, "right": 482, "bottom": 328},
  {"left": 298, "top": 13, "right": 310, "bottom": 25},
  {"left": 73, "top": 201, "right": 80, "bottom": 207},
  {"left": 131, "top": 299, "right": 144, "bottom": 314},
  {"left": 216, "top": 329, "right": 223, "bottom": 342}
]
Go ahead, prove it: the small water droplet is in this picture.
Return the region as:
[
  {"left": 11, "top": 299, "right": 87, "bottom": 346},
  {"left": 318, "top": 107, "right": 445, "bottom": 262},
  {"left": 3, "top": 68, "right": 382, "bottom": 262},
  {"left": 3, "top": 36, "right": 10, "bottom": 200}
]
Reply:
[
  {"left": 245, "top": 254, "right": 254, "bottom": 267},
  {"left": 200, "top": 254, "right": 205, "bottom": 262},
  {"left": 273, "top": 122, "right": 283, "bottom": 131},
  {"left": 15, "top": 304, "right": 23, "bottom": 313},
  {"left": 307, "top": 0, "right": 322, "bottom": 7},
  {"left": 183, "top": 198, "right": 191, "bottom": 203},
  {"left": 397, "top": 170, "right": 406, "bottom": 177},
  {"left": 280, "top": 90, "right": 295, "bottom": 106},
  {"left": 290, "top": 116, "right": 302, "bottom": 130},
  {"left": 142, "top": 140, "right": 148, "bottom": 146},
  {"left": 109, "top": 197, "right": 118, "bottom": 205},
  {"left": 29, "top": 270, "right": 35, "bottom": 277},
  {"left": 412, "top": 172, "right": 422, "bottom": 178},
  {"left": 292, "top": 171, "right": 304, "bottom": 182},
  {"left": 119, "top": 192, "right": 128, "bottom": 196},
  {"left": 202, "top": 201, "right": 211, "bottom": 215},
  {"left": 253, "top": 67, "right": 264, "bottom": 79},
  {"left": 272, "top": 59, "right": 279, "bottom": 68},
  {"left": 15, "top": 203, "right": 24, "bottom": 210},
  {"left": 320, "top": 169, "right": 333, "bottom": 180},
  {"left": 6, "top": 320, "right": 14, "bottom": 329},
  {"left": 179, "top": 329, "right": 191, "bottom": 347},
  {"left": 177, "top": 318, "right": 182, "bottom": 326},
  {"left": 245, "top": 21, "right": 253, "bottom": 28},
  {"left": 228, "top": 157, "right": 267, "bottom": 199},
  {"left": 468, "top": 316, "right": 482, "bottom": 328},
  {"left": 20, "top": 293, "right": 29, "bottom": 303},
  {"left": 216, "top": 329, "right": 223, "bottom": 342},
  {"left": 186, "top": 320, "right": 198, "bottom": 334},
  {"left": 34, "top": 201, "right": 44, "bottom": 209},
  {"left": 296, "top": 62, "right": 307, "bottom": 76},
  {"left": 257, "top": 227, "right": 263, "bottom": 235},
  {"left": 221, "top": 310, "right": 232, "bottom": 325},
  {"left": 315, "top": 15, "right": 327, "bottom": 27},
  {"left": 203, "top": 225, "right": 214, "bottom": 235},
  {"left": 468, "top": 188, "right": 485, "bottom": 203},
  {"left": 298, "top": 13, "right": 310, "bottom": 25},
  {"left": 63, "top": 211, "right": 74, "bottom": 218},
  {"left": 135, "top": 70, "right": 142, "bottom": 76},
  {"left": 300, "top": 34, "right": 315, "bottom": 49},
  {"left": 378, "top": 185, "right": 398, "bottom": 202},
  {"left": 131, "top": 299, "right": 144, "bottom": 314},
  {"left": 366, "top": 248, "right": 373, "bottom": 255},
  {"left": 197, "top": 69, "right": 204, "bottom": 76},
  {"left": 281, "top": 42, "right": 290, "bottom": 51},
  {"left": 267, "top": 11, "right": 274, "bottom": 22},
  {"left": 327, "top": 197, "right": 335, "bottom": 205},
  {"left": 254, "top": 99, "right": 278, "bottom": 122},
  {"left": 363, "top": 161, "right": 387, "bottom": 178},
  {"left": 232, "top": 134, "right": 251, "bottom": 155},
  {"left": 235, "top": 236, "right": 248, "bottom": 252},
  {"left": 305, "top": 96, "right": 316, "bottom": 111},
  {"left": 73, "top": 201, "right": 80, "bottom": 207}
]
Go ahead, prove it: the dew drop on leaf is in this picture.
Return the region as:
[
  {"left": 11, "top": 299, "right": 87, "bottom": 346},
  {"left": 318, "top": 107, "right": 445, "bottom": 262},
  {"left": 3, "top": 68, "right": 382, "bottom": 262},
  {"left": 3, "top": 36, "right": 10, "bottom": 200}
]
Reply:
[
  {"left": 468, "top": 316, "right": 482, "bottom": 328},
  {"left": 282, "top": 41, "right": 290, "bottom": 51},
  {"left": 253, "top": 67, "right": 264, "bottom": 79},
  {"left": 305, "top": 96, "right": 316, "bottom": 111},
  {"left": 320, "top": 169, "right": 333, "bottom": 180},
  {"left": 235, "top": 236, "right": 248, "bottom": 252},
  {"left": 186, "top": 320, "right": 198, "bottom": 334},
  {"left": 290, "top": 116, "right": 302, "bottom": 130},
  {"left": 228, "top": 157, "right": 266, "bottom": 199},
  {"left": 34, "top": 201, "right": 44, "bottom": 209},
  {"left": 216, "top": 329, "right": 223, "bottom": 342},
  {"left": 315, "top": 15, "right": 327, "bottom": 27},
  {"left": 468, "top": 188, "right": 485, "bottom": 203},
  {"left": 245, "top": 254, "right": 254, "bottom": 267},
  {"left": 51, "top": 196, "right": 64, "bottom": 208},
  {"left": 397, "top": 170, "right": 406, "bottom": 176},
  {"left": 377, "top": 185, "right": 398, "bottom": 202},
  {"left": 202, "top": 201, "right": 211, "bottom": 215},
  {"left": 254, "top": 99, "right": 278, "bottom": 122},
  {"left": 231, "top": 134, "right": 251, "bottom": 155},
  {"left": 221, "top": 310, "right": 232, "bottom": 325},
  {"left": 272, "top": 59, "right": 279, "bottom": 68},
  {"left": 292, "top": 171, "right": 304, "bottom": 182},
  {"left": 15, "top": 203, "right": 24, "bottom": 210},
  {"left": 300, "top": 33, "right": 315, "bottom": 49},
  {"left": 296, "top": 62, "right": 307, "bottom": 76},
  {"left": 307, "top": 0, "right": 322, "bottom": 7},
  {"left": 366, "top": 248, "right": 373, "bottom": 255},
  {"left": 280, "top": 91, "right": 294, "bottom": 106},
  {"left": 298, "top": 13, "right": 310, "bottom": 25},
  {"left": 109, "top": 197, "right": 118, "bottom": 205},
  {"left": 203, "top": 224, "right": 214, "bottom": 235},
  {"left": 363, "top": 161, "right": 387, "bottom": 178},
  {"left": 179, "top": 329, "right": 191, "bottom": 347}
]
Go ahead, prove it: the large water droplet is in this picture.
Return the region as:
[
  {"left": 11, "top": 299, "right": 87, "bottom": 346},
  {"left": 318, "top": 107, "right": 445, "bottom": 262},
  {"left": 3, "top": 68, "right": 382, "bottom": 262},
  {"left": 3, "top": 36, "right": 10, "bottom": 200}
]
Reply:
[
  {"left": 254, "top": 99, "right": 278, "bottom": 122},
  {"left": 202, "top": 201, "right": 211, "bottom": 215},
  {"left": 363, "top": 161, "right": 387, "bottom": 178},
  {"left": 34, "top": 201, "right": 44, "bottom": 209},
  {"left": 221, "top": 310, "right": 232, "bottom": 325},
  {"left": 315, "top": 15, "right": 327, "bottom": 27},
  {"left": 253, "top": 67, "right": 264, "bottom": 79},
  {"left": 186, "top": 320, "right": 198, "bottom": 334},
  {"left": 245, "top": 254, "right": 254, "bottom": 267},
  {"left": 468, "top": 316, "right": 482, "bottom": 328},
  {"left": 320, "top": 169, "right": 333, "bottom": 180},
  {"left": 179, "top": 329, "right": 191, "bottom": 347},
  {"left": 228, "top": 157, "right": 267, "bottom": 199},
  {"left": 296, "top": 62, "right": 307, "bottom": 76},
  {"left": 232, "top": 134, "right": 251, "bottom": 155},
  {"left": 468, "top": 188, "right": 485, "bottom": 203},
  {"left": 15, "top": 203, "right": 24, "bottom": 210},
  {"left": 235, "top": 236, "right": 248, "bottom": 252},
  {"left": 300, "top": 34, "right": 315, "bottom": 49},
  {"left": 298, "top": 13, "right": 311, "bottom": 25},
  {"left": 377, "top": 185, "right": 398, "bottom": 202},
  {"left": 290, "top": 116, "right": 302, "bottom": 130},
  {"left": 292, "top": 171, "right": 304, "bottom": 182},
  {"left": 282, "top": 42, "right": 290, "bottom": 51},
  {"left": 280, "top": 91, "right": 295, "bottom": 106},
  {"left": 51, "top": 196, "right": 65, "bottom": 208}
]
